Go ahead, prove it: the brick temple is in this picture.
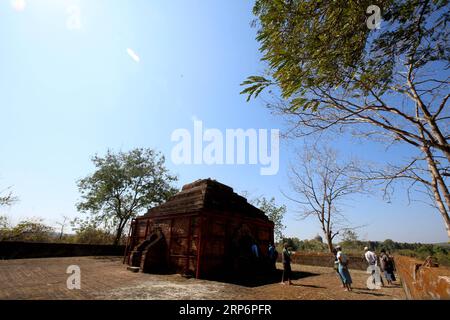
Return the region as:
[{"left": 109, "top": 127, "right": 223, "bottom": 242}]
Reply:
[{"left": 124, "top": 179, "right": 274, "bottom": 281}]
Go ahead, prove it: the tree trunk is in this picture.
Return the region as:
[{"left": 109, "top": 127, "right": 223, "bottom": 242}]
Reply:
[
  {"left": 422, "top": 145, "right": 450, "bottom": 239},
  {"left": 430, "top": 178, "right": 450, "bottom": 238},
  {"left": 322, "top": 226, "right": 334, "bottom": 254},
  {"left": 326, "top": 234, "right": 334, "bottom": 253},
  {"left": 114, "top": 222, "right": 125, "bottom": 245},
  {"left": 430, "top": 173, "right": 450, "bottom": 238},
  {"left": 443, "top": 210, "right": 450, "bottom": 239}
]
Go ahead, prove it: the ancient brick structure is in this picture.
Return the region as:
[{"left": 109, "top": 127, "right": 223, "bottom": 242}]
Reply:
[
  {"left": 124, "top": 179, "right": 275, "bottom": 281},
  {"left": 395, "top": 255, "right": 450, "bottom": 300}
]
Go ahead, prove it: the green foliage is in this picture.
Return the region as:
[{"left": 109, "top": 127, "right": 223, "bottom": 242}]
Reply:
[
  {"left": 277, "top": 234, "right": 449, "bottom": 265},
  {"left": 382, "top": 238, "right": 396, "bottom": 252},
  {"left": 76, "top": 148, "right": 178, "bottom": 244},
  {"left": 297, "top": 239, "right": 329, "bottom": 253},
  {"left": 0, "top": 214, "right": 127, "bottom": 245},
  {"left": 70, "top": 225, "right": 118, "bottom": 245},
  {"left": 0, "top": 215, "right": 9, "bottom": 229},
  {"left": 341, "top": 230, "right": 359, "bottom": 243},
  {"left": 397, "top": 245, "right": 450, "bottom": 267},
  {"left": 0, "top": 218, "right": 54, "bottom": 242},
  {"left": 279, "top": 236, "right": 329, "bottom": 252},
  {"left": 240, "top": 76, "right": 273, "bottom": 101},
  {"left": 280, "top": 237, "right": 302, "bottom": 251},
  {"left": 243, "top": 0, "right": 450, "bottom": 244},
  {"left": 253, "top": 196, "right": 287, "bottom": 241},
  {"left": 243, "top": 0, "right": 449, "bottom": 110},
  {"left": 0, "top": 215, "right": 11, "bottom": 240},
  {"left": 339, "top": 238, "right": 450, "bottom": 266}
]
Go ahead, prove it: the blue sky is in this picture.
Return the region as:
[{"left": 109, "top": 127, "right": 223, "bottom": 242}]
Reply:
[{"left": 0, "top": 0, "right": 447, "bottom": 243}]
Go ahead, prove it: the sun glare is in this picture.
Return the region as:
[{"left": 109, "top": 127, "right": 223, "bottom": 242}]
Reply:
[{"left": 11, "top": 0, "right": 26, "bottom": 12}]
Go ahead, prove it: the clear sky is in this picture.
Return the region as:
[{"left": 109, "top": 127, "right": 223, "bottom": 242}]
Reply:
[{"left": 0, "top": 0, "right": 447, "bottom": 243}]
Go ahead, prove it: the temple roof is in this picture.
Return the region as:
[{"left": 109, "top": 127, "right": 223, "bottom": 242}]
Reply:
[{"left": 143, "top": 178, "right": 268, "bottom": 220}]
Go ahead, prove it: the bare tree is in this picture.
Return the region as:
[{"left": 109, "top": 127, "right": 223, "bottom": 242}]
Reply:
[
  {"left": 0, "top": 187, "right": 18, "bottom": 208},
  {"left": 55, "top": 215, "right": 69, "bottom": 240},
  {"left": 283, "top": 147, "right": 366, "bottom": 253}
]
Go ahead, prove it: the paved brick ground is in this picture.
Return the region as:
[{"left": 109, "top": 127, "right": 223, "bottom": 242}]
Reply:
[{"left": 0, "top": 256, "right": 405, "bottom": 300}]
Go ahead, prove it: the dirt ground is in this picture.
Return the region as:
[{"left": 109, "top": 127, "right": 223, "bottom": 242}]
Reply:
[{"left": 0, "top": 256, "right": 405, "bottom": 300}]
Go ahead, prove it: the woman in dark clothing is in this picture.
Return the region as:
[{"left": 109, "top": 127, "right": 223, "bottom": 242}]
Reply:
[
  {"left": 281, "top": 243, "right": 293, "bottom": 285},
  {"left": 380, "top": 249, "right": 396, "bottom": 285}
]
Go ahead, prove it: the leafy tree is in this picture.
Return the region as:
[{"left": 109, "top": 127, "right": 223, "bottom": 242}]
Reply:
[
  {"left": 342, "top": 230, "right": 359, "bottom": 243},
  {"left": 72, "top": 225, "right": 117, "bottom": 245},
  {"left": 253, "top": 196, "right": 287, "bottom": 241},
  {"left": 0, "top": 215, "right": 9, "bottom": 229},
  {"left": 242, "top": 0, "right": 450, "bottom": 238},
  {"left": 382, "top": 238, "right": 397, "bottom": 251},
  {"left": 0, "top": 215, "right": 11, "bottom": 240},
  {"left": 281, "top": 237, "right": 302, "bottom": 251},
  {"left": 3, "top": 218, "right": 54, "bottom": 242},
  {"left": 298, "top": 239, "right": 329, "bottom": 252},
  {"left": 76, "top": 148, "right": 178, "bottom": 245},
  {"left": 0, "top": 185, "right": 18, "bottom": 240}
]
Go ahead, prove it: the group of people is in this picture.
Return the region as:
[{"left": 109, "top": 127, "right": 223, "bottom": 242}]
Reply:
[
  {"left": 333, "top": 246, "right": 397, "bottom": 291},
  {"left": 364, "top": 247, "right": 396, "bottom": 285},
  {"left": 278, "top": 243, "right": 397, "bottom": 291},
  {"left": 263, "top": 242, "right": 293, "bottom": 285}
]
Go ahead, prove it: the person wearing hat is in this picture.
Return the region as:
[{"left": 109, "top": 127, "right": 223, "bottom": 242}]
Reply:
[
  {"left": 364, "top": 246, "right": 384, "bottom": 288},
  {"left": 336, "top": 245, "right": 352, "bottom": 291}
]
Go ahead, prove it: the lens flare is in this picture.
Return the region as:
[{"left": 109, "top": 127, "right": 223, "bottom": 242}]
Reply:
[{"left": 11, "top": 0, "right": 26, "bottom": 12}]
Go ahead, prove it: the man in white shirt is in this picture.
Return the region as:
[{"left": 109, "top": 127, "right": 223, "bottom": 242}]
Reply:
[
  {"left": 364, "top": 246, "right": 384, "bottom": 288},
  {"left": 364, "top": 247, "right": 377, "bottom": 266}
]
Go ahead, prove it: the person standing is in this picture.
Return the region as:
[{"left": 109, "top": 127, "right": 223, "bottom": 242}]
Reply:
[
  {"left": 281, "top": 243, "right": 292, "bottom": 285},
  {"left": 251, "top": 242, "right": 260, "bottom": 258},
  {"left": 336, "top": 245, "right": 352, "bottom": 291},
  {"left": 364, "top": 247, "right": 384, "bottom": 287},
  {"left": 332, "top": 247, "right": 345, "bottom": 288},
  {"left": 388, "top": 251, "right": 397, "bottom": 281},
  {"left": 364, "top": 247, "right": 377, "bottom": 266},
  {"left": 268, "top": 243, "right": 278, "bottom": 270},
  {"left": 380, "top": 249, "right": 395, "bottom": 285}
]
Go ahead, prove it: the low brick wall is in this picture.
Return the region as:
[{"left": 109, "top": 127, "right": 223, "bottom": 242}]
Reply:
[
  {"left": 395, "top": 255, "right": 450, "bottom": 300},
  {"left": 278, "top": 252, "right": 368, "bottom": 270},
  {"left": 0, "top": 241, "right": 125, "bottom": 260}
]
